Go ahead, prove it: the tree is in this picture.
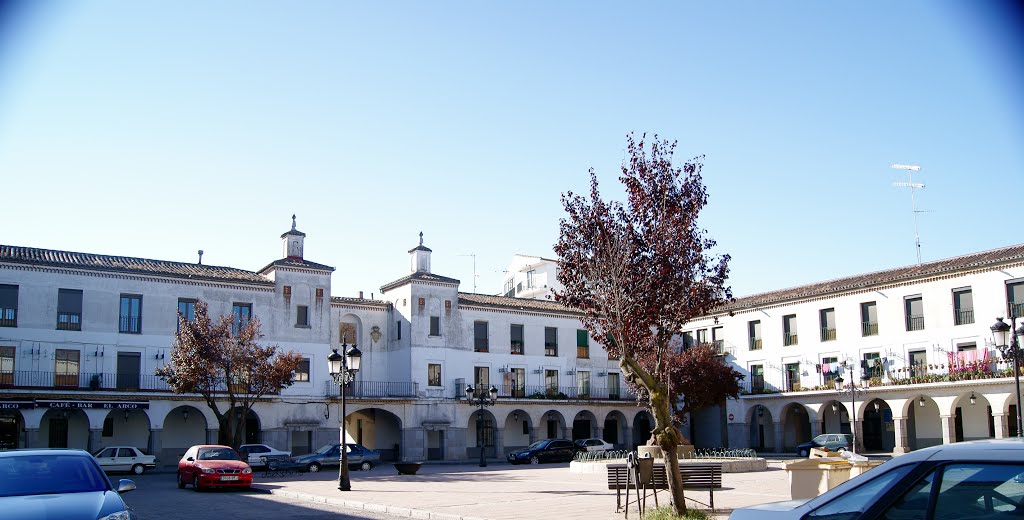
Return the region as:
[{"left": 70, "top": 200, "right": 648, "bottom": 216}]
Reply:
[
  {"left": 554, "top": 133, "right": 730, "bottom": 515},
  {"left": 155, "top": 300, "right": 303, "bottom": 448},
  {"left": 666, "top": 344, "right": 744, "bottom": 423}
]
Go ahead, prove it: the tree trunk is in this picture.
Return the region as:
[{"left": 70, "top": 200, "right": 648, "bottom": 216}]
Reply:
[{"left": 651, "top": 388, "right": 687, "bottom": 515}]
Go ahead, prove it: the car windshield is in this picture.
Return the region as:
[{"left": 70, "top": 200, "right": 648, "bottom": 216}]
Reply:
[
  {"left": 527, "top": 440, "right": 549, "bottom": 449},
  {"left": 0, "top": 455, "right": 109, "bottom": 497},
  {"left": 198, "top": 448, "right": 239, "bottom": 461},
  {"left": 314, "top": 444, "right": 337, "bottom": 455},
  {"left": 813, "top": 435, "right": 830, "bottom": 443}
]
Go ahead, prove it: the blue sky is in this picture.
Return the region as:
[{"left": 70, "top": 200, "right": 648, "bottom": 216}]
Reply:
[{"left": 1, "top": 1, "right": 1022, "bottom": 300}]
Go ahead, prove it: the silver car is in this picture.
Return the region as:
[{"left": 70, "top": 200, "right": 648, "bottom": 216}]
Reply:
[
  {"left": 291, "top": 443, "right": 381, "bottom": 472},
  {"left": 730, "top": 438, "right": 1024, "bottom": 519}
]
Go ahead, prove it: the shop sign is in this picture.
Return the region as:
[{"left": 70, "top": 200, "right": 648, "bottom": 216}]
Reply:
[
  {"left": 37, "top": 401, "right": 149, "bottom": 410},
  {"left": 0, "top": 401, "right": 35, "bottom": 409}
]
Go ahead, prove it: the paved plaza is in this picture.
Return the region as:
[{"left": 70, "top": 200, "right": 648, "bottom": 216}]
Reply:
[{"left": 249, "top": 460, "right": 797, "bottom": 520}]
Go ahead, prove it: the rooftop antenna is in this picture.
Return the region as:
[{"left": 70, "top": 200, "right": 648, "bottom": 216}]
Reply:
[
  {"left": 458, "top": 253, "right": 478, "bottom": 293},
  {"left": 891, "top": 163, "right": 925, "bottom": 264}
]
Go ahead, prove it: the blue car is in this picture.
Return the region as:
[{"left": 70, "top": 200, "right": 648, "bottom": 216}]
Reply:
[
  {"left": 0, "top": 448, "right": 137, "bottom": 520},
  {"left": 291, "top": 443, "right": 381, "bottom": 472}
]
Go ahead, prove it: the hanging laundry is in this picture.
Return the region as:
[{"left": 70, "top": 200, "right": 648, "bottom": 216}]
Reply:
[
  {"left": 822, "top": 362, "right": 830, "bottom": 374},
  {"left": 815, "top": 363, "right": 822, "bottom": 373}
]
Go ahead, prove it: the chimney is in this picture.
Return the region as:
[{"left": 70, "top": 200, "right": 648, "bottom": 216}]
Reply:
[
  {"left": 197, "top": 250, "right": 204, "bottom": 264},
  {"left": 359, "top": 291, "right": 364, "bottom": 299}
]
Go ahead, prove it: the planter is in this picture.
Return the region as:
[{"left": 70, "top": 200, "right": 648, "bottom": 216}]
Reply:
[
  {"left": 636, "top": 444, "right": 695, "bottom": 460},
  {"left": 394, "top": 462, "right": 423, "bottom": 475}
]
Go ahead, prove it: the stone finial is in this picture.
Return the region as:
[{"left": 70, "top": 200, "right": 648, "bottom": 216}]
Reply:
[
  {"left": 291, "top": 214, "right": 297, "bottom": 231},
  {"left": 419, "top": 231, "right": 423, "bottom": 246}
]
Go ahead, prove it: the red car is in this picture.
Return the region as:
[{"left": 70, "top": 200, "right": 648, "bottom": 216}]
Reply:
[{"left": 177, "top": 445, "right": 253, "bottom": 491}]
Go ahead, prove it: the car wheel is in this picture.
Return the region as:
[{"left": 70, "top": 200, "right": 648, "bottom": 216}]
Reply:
[
  {"left": 308, "top": 462, "right": 321, "bottom": 473},
  {"left": 529, "top": 456, "right": 540, "bottom": 465},
  {"left": 131, "top": 464, "right": 145, "bottom": 475},
  {"left": 837, "top": 447, "right": 847, "bottom": 453},
  {"left": 193, "top": 475, "right": 202, "bottom": 492},
  {"left": 360, "top": 461, "right": 372, "bottom": 471},
  {"left": 177, "top": 472, "right": 185, "bottom": 489},
  {"left": 798, "top": 448, "right": 809, "bottom": 457}
]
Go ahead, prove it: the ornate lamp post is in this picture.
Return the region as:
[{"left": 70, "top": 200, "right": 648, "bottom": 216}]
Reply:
[
  {"left": 464, "top": 384, "right": 498, "bottom": 467},
  {"left": 991, "top": 316, "right": 1024, "bottom": 437},
  {"left": 327, "top": 343, "right": 362, "bottom": 491},
  {"left": 834, "top": 361, "right": 866, "bottom": 454}
]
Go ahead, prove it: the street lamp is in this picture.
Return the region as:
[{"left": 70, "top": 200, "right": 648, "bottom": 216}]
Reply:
[
  {"left": 327, "top": 343, "right": 362, "bottom": 491},
  {"left": 991, "top": 316, "right": 1024, "bottom": 437},
  {"left": 464, "top": 384, "right": 498, "bottom": 467},
  {"left": 834, "top": 361, "right": 867, "bottom": 454}
]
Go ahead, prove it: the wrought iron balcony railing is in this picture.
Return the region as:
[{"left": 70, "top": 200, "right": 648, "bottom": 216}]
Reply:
[
  {"left": 323, "top": 380, "right": 419, "bottom": 398},
  {"left": 456, "top": 382, "right": 637, "bottom": 401}
]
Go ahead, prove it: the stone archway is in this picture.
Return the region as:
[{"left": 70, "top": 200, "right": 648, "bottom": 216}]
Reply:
[
  {"left": 747, "top": 405, "right": 773, "bottom": 452},
  {"left": 572, "top": 410, "right": 599, "bottom": 441},
  {"left": 504, "top": 409, "right": 531, "bottom": 452},
  {"left": 465, "top": 408, "right": 498, "bottom": 461},
  {"left": 0, "top": 409, "right": 24, "bottom": 449},
  {"left": 345, "top": 407, "right": 403, "bottom": 461},
  {"left": 603, "top": 410, "right": 628, "bottom": 449},
  {"left": 632, "top": 411, "right": 654, "bottom": 449},
  {"left": 781, "top": 403, "right": 811, "bottom": 451}
]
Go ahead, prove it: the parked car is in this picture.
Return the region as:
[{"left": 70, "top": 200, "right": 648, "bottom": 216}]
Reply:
[
  {"left": 730, "top": 437, "right": 1024, "bottom": 519},
  {"left": 574, "top": 438, "right": 614, "bottom": 452},
  {"left": 176, "top": 445, "right": 252, "bottom": 491},
  {"left": 0, "top": 448, "right": 137, "bottom": 520},
  {"left": 508, "top": 439, "right": 581, "bottom": 465},
  {"left": 237, "top": 444, "right": 291, "bottom": 467},
  {"left": 795, "top": 433, "right": 853, "bottom": 457},
  {"left": 92, "top": 446, "right": 158, "bottom": 475},
  {"left": 292, "top": 443, "right": 381, "bottom": 472}
]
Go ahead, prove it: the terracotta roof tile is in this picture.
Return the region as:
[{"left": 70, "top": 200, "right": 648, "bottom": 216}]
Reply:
[
  {"left": 380, "top": 272, "right": 461, "bottom": 292},
  {"left": 457, "top": 292, "right": 582, "bottom": 316}
]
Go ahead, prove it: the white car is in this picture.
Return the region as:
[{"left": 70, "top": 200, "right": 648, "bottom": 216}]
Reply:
[
  {"left": 92, "top": 446, "right": 158, "bottom": 474},
  {"left": 238, "top": 443, "right": 291, "bottom": 466},
  {"left": 730, "top": 437, "right": 1024, "bottom": 519},
  {"left": 574, "top": 438, "right": 614, "bottom": 452}
]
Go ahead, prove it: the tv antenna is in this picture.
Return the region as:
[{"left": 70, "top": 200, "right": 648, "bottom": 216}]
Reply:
[
  {"left": 458, "top": 253, "right": 478, "bottom": 293},
  {"left": 891, "top": 163, "right": 925, "bottom": 264}
]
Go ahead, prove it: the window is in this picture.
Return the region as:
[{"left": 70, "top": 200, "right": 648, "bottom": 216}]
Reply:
[
  {"left": 429, "top": 316, "right": 440, "bottom": 336},
  {"left": 294, "top": 358, "right": 310, "bottom": 382},
  {"left": 750, "top": 364, "right": 764, "bottom": 393},
  {"left": 904, "top": 296, "right": 924, "bottom": 331},
  {"left": 576, "top": 329, "right": 589, "bottom": 358},
  {"left": 608, "top": 373, "right": 620, "bottom": 399},
  {"left": 808, "top": 464, "right": 915, "bottom": 519},
  {"left": 696, "top": 329, "right": 708, "bottom": 346},
  {"left": 510, "top": 324, "right": 524, "bottom": 355},
  {"left": 712, "top": 326, "right": 724, "bottom": 351},
  {"left": 783, "top": 314, "right": 798, "bottom": 346},
  {"left": 526, "top": 269, "right": 536, "bottom": 288},
  {"left": 821, "top": 356, "right": 838, "bottom": 386},
  {"left": 177, "top": 298, "right": 196, "bottom": 331},
  {"left": 861, "top": 301, "right": 878, "bottom": 336},
  {"left": 102, "top": 419, "right": 113, "bottom": 438},
  {"left": 57, "top": 289, "right": 82, "bottom": 331},
  {"left": 880, "top": 464, "right": 1024, "bottom": 520},
  {"left": 55, "top": 349, "right": 80, "bottom": 387},
  {"left": 503, "top": 278, "right": 515, "bottom": 298},
  {"left": 1009, "top": 281, "right": 1024, "bottom": 319},
  {"left": 428, "top": 363, "right": 441, "bottom": 387},
  {"left": 819, "top": 308, "right": 836, "bottom": 341},
  {"left": 748, "top": 321, "right": 762, "bottom": 350},
  {"left": 396, "top": 321, "right": 402, "bottom": 340},
  {"left": 909, "top": 350, "right": 927, "bottom": 378},
  {"left": 681, "top": 331, "right": 695, "bottom": 350},
  {"left": 863, "top": 352, "right": 882, "bottom": 379},
  {"left": 477, "top": 418, "right": 494, "bottom": 447},
  {"left": 953, "top": 288, "right": 974, "bottom": 326},
  {"left": 545, "top": 369, "right": 559, "bottom": 396},
  {"left": 784, "top": 362, "right": 800, "bottom": 391},
  {"left": 296, "top": 305, "right": 309, "bottom": 327},
  {"left": 474, "top": 321, "right": 489, "bottom": 352},
  {"left": 232, "top": 303, "right": 252, "bottom": 335},
  {"left": 119, "top": 294, "right": 142, "bottom": 334},
  {"left": 339, "top": 322, "right": 356, "bottom": 344},
  {"left": 0, "top": 346, "right": 13, "bottom": 386},
  {"left": 577, "top": 370, "right": 590, "bottom": 398},
  {"left": 509, "top": 367, "right": 526, "bottom": 397},
  {"left": 544, "top": 327, "right": 557, "bottom": 356},
  {"left": 0, "top": 285, "right": 16, "bottom": 328},
  {"left": 474, "top": 366, "right": 489, "bottom": 397}
]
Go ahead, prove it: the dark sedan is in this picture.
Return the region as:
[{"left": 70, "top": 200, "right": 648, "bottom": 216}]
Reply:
[
  {"left": 795, "top": 433, "right": 853, "bottom": 457},
  {"left": 0, "top": 448, "right": 137, "bottom": 520},
  {"left": 507, "top": 439, "right": 580, "bottom": 465},
  {"left": 292, "top": 443, "right": 381, "bottom": 472}
]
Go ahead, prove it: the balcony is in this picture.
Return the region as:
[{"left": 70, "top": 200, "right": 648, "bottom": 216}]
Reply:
[
  {"left": 0, "top": 308, "right": 16, "bottom": 327},
  {"left": 118, "top": 316, "right": 141, "bottom": 334},
  {"left": 457, "top": 382, "right": 637, "bottom": 402},
  {"left": 820, "top": 327, "right": 836, "bottom": 342},
  {"left": 905, "top": 315, "right": 925, "bottom": 331},
  {"left": 783, "top": 333, "right": 798, "bottom": 346},
  {"left": 749, "top": 338, "right": 762, "bottom": 351},
  {"left": 57, "top": 312, "right": 81, "bottom": 331},
  {"left": 861, "top": 321, "right": 878, "bottom": 336},
  {"left": 954, "top": 308, "right": 974, "bottom": 326},
  {"left": 323, "top": 380, "right": 419, "bottom": 398},
  {"left": 510, "top": 341, "right": 524, "bottom": 355},
  {"left": 0, "top": 371, "right": 171, "bottom": 392}
]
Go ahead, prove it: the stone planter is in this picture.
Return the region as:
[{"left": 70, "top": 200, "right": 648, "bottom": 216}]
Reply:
[
  {"left": 636, "top": 444, "right": 695, "bottom": 459},
  {"left": 394, "top": 462, "right": 423, "bottom": 475}
]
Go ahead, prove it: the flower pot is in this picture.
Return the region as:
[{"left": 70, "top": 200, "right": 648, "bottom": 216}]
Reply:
[{"left": 394, "top": 462, "right": 423, "bottom": 475}]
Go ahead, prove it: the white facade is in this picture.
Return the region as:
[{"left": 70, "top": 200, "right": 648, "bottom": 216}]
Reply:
[
  {"left": 501, "top": 255, "right": 562, "bottom": 300},
  {"left": 0, "top": 221, "right": 648, "bottom": 465}
]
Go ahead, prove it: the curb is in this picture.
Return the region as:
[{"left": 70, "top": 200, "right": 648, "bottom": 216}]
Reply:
[{"left": 252, "top": 485, "right": 489, "bottom": 520}]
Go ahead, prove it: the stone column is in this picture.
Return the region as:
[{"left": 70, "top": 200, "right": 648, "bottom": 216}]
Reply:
[
  {"left": 892, "top": 417, "right": 909, "bottom": 454},
  {"left": 993, "top": 413, "right": 1009, "bottom": 439},
  {"left": 811, "top": 420, "right": 823, "bottom": 437},
  {"left": 493, "top": 427, "right": 504, "bottom": 460},
  {"left": 88, "top": 428, "right": 103, "bottom": 453},
  {"left": 401, "top": 427, "right": 425, "bottom": 462},
  {"left": 24, "top": 428, "right": 40, "bottom": 449},
  {"left": 529, "top": 427, "right": 539, "bottom": 445},
  {"left": 939, "top": 415, "right": 955, "bottom": 445},
  {"left": 623, "top": 426, "right": 633, "bottom": 450},
  {"left": 854, "top": 419, "right": 865, "bottom": 452},
  {"left": 148, "top": 428, "right": 162, "bottom": 458},
  {"left": 594, "top": 426, "right": 604, "bottom": 441},
  {"left": 773, "top": 421, "right": 784, "bottom": 453},
  {"left": 206, "top": 428, "right": 218, "bottom": 445}
]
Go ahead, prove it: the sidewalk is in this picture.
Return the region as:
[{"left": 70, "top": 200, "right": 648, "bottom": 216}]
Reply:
[{"left": 250, "top": 461, "right": 796, "bottom": 520}]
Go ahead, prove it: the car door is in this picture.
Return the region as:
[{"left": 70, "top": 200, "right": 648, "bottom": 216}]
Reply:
[
  {"left": 179, "top": 447, "right": 198, "bottom": 481},
  {"left": 95, "top": 447, "right": 118, "bottom": 471},
  {"left": 324, "top": 445, "right": 341, "bottom": 467},
  {"left": 117, "top": 448, "right": 137, "bottom": 471}
]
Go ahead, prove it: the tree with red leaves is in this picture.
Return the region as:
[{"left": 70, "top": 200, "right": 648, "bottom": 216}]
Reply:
[
  {"left": 155, "top": 300, "right": 302, "bottom": 448},
  {"left": 554, "top": 133, "right": 730, "bottom": 515},
  {"left": 666, "top": 344, "right": 744, "bottom": 424}
]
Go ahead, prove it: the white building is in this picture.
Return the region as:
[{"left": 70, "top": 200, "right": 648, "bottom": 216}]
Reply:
[
  {"left": 501, "top": 255, "right": 562, "bottom": 300},
  {"left": 0, "top": 219, "right": 648, "bottom": 465}
]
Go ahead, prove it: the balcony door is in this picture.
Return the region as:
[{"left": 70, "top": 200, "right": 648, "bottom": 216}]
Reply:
[{"left": 116, "top": 352, "right": 141, "bottom": 390}]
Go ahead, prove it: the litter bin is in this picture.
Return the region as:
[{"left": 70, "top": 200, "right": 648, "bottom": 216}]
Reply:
[
  {"left": 785, "top": 458, "right": 852, "bottom": 500},
  {"left": 849, "top": 460, "right": 884, "bottom": 479}
]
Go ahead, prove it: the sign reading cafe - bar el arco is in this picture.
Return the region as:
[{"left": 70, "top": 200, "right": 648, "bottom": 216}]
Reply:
[{"left": 35, "top": 401, "right": 150, "bottom": 410}]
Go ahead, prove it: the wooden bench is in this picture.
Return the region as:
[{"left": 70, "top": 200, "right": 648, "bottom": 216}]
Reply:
[{"left": 607, "top": 462, "right": 722, "bottom": 513}]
